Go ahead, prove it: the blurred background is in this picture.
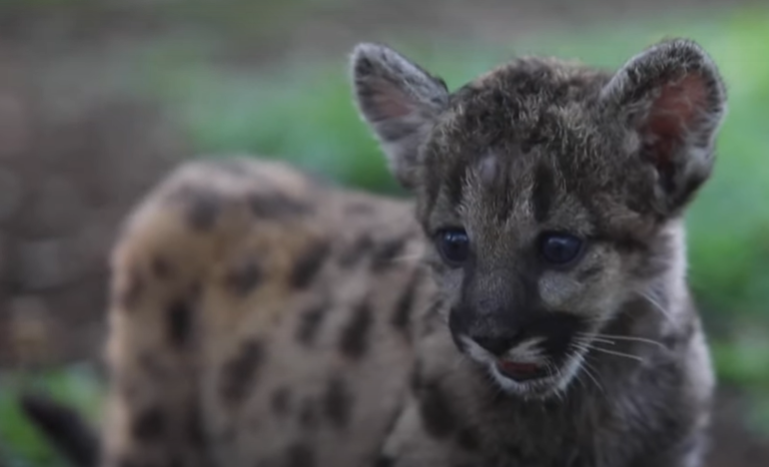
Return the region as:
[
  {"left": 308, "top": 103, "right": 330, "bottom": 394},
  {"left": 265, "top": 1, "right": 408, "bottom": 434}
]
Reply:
[{"left": 0, "top": 0, "right": 767, "bottom": 466}]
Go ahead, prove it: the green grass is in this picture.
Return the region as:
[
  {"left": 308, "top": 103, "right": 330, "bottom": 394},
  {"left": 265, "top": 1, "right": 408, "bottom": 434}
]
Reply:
[
  {"left": 0, "top": 366, "right": 102, "bottom": 467},
  {"left": 2, "top": 5, "right": 768, "bottom": 466}
]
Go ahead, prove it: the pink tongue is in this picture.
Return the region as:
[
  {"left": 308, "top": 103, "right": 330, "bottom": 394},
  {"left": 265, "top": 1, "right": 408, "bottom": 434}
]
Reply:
[{"left": 498, "top": 360, "right": 539, "bottom": 374}]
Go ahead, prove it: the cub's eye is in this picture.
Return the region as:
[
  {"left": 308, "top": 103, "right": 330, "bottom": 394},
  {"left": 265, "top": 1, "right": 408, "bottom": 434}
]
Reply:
[
  {"left": 435, "top": 228, "right": 470, "bottom": 266},
  {"left": 539, "top": 232, "right": 584, "bottom": 266}
]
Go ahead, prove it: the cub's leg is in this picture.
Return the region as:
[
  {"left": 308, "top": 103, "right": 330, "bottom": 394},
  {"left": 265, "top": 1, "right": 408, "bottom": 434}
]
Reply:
[{"left": 374, "top": 322, "right": 485, "bottom": 467}]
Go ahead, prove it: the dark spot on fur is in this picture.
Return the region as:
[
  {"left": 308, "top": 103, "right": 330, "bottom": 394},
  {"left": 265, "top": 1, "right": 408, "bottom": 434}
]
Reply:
[
  {"left": 166, "top": 298, "right": 194, "bottom": 347},
  {"left": 339, "top": 298, "right": 373, "bottom": 358},
  {"left": 594, "top": 232, "right": 649, "bottom": 254},
  {"left": 271, "top": 387, "right": 292, "bottom": 416},
  {"left": 339, "top": 233, "right": 375, "bottom": 267},
  {"left": 323, "top": 377, "right": 352, "bottom": 428},
  {"left": 285, "top": 442, "right": 316, "bottom": 467},
  {"left": 577, "top": 264, "right": 603, "bottom": 281},
  {"left": 219, "top": 340, "right": 264, "bottom": 405},
  {"left": 445, "top": 158, "right": 468, "bottom": 206},
  {"left": 457, "top": 427, "right": 481, "bottom": 451},
  {"left": 298, "top": 399, "right": 318, "bottom": 429},
  {"left": 391, "top": 271, "right": 420, "bottom": 334},
  {"left": 224, "top": 256, "right": 263, "bottom": 296},
  {"left": 532, "top": 162, "right": 555, "bottom": 222},
  {"left": 370, "top": 237, "right": 407, "bottom": 272},
  {"left": 151, "top": 256, "right": 173, "bottom": 279},
  {"left": 290, "top": 240, "right": 331, "bottom": 289},
  {"left": 374, "top": 455, "right": 395, "bottom": 467},
  {"left": 488, "top": 159, "right": 519, "bottom": 223},
  {"left": 131, "top": 407, "right": 165, "bottom": 441},
  {"left": 249, "top": 192, "right": 311, "bottom": 218},
  {"left": 185, "top": 189, "right": 221, "bottom": 230},
  {"left": 418, "top": 381, "right": 457, "bottom": 438},
  {"left": 296, "top": 302, "right": 327, "bottom": 345}
]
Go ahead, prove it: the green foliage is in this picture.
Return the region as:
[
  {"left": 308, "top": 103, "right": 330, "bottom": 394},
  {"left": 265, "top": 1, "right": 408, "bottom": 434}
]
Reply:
[{"left": 0, "top": 365, "right": 103, "bottom": 467}]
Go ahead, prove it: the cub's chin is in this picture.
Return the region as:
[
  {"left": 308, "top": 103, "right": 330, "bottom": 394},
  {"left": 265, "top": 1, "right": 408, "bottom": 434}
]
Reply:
[{"left": 459, "top": 335, "right": 589, "bottom": 400}]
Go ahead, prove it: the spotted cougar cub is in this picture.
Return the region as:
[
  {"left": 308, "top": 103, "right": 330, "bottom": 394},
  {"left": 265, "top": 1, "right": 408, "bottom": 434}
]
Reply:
[{"left": 22, "top": 38, "right": 725, "bottom": 467}]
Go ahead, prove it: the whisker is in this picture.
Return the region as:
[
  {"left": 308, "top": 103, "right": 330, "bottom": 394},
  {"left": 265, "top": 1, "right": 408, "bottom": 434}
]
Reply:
[
  {"left": 635, "top": 289, "right": 674, "bottom": 324},
  {"left": 545, "top": 361, "right": 565, "bottom": 402},
  {"left": 573, "top": 365, "right": 588, "bottom": 392},
  {"left": 580, "top": 359, "right": 606, "bottom": 396},
  {"left": 565, "top": 349, "right": 588, "bottom": 393},
  {"left": 583, "top": 336, "right": 616, "bottom": 346},
  {"left": 573, "top": 342, "right": 645, "bottom": 363},
  {"left": 579, "top": 332, "right": 666, "bottom": 349}
]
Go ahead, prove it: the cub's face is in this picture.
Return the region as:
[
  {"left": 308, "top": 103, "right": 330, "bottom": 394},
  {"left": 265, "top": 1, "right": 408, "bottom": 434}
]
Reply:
[{"left": 351, "top": 40, "right": 726, "bottom": 398}]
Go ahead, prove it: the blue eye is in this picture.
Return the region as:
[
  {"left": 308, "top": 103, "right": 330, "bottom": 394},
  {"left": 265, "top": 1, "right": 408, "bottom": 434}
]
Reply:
[
  {"left": 539, "top": 232, "right": 584, "bottom": 265},
  {"left": 436, "top": 228, "right": 470, "bottom": 266}
]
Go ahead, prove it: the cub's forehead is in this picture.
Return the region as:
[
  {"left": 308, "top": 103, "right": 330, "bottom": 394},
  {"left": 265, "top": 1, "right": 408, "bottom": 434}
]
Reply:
[
  {"left": 420, "top": 59, "right": 633, "bottom": 232},
  {"left": 431, "top": 59, "right": 611, "bottom": 150},
  {"left": 454, "top": 57, "right": 610, "bottom": 107}
]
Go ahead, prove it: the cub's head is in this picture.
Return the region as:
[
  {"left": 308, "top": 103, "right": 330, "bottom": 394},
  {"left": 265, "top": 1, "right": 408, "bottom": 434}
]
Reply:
[{"left": 350, "top": 39, "right": 726, "bottom": 398}]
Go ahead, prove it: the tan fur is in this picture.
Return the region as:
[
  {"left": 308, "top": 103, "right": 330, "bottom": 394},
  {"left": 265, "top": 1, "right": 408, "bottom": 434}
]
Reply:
[{"left": 99, "top": 157, "right": 437, "bottom": 467}]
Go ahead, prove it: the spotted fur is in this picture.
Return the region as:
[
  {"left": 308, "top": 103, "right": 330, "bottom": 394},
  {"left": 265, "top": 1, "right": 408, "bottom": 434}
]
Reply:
[{"left": 23, "top": 38, "right": 725, "bottom": 467}]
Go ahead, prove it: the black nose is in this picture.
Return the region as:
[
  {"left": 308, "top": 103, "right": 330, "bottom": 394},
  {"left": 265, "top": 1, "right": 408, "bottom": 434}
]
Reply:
[{"left": 472, "top": 334, "right": 519, "bottom": 356}]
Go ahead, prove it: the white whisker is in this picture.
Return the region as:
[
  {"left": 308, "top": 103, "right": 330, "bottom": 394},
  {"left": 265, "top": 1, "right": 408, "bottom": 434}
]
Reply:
[
  {"left": 573, "top": 341, "right": 645, "bottom": 363},
  {"left": 635, "top": 289, "right": 674, "bottom": 323},
  {"left": 580, "top": 359, "right": 606, "bottom": 396},
  {"left": 585, "top": 336, "right": 616, "bottom": 345},
  {"left": 545, "top": 361, "right": 565, "bottom": 402},
  {"left": 579, "top": 332, "right": 666, "bottom": 349}
]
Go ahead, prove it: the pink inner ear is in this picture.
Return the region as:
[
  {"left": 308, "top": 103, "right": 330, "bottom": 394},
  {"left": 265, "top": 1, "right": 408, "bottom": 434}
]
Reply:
[
  {"left": 643, "top": 73, "right": 708, "bottom": 165},
  {"left": 370, "top": 78, "right": 415, "bottom": 119}
]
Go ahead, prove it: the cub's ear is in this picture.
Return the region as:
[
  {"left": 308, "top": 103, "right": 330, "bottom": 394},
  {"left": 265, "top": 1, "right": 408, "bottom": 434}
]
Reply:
[
  {"left": 600, "top": 38, "right": 727, "bottom": 214},
  {"left": 350, "top": 43, "right": 449, "bottom": 189}
]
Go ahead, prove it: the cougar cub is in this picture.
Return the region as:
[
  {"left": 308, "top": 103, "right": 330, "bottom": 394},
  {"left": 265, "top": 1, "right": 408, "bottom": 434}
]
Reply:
[{"left": 21, "top": 38, "right": 725, "bottom": 467}]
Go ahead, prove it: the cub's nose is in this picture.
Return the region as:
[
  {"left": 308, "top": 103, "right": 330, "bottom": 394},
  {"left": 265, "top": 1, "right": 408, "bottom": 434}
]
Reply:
[{"left": 472, "top": 334, "right": 521, "bottom": 356}]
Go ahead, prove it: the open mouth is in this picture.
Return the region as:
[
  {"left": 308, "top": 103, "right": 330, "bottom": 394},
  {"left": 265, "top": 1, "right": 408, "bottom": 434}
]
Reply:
[{"left": 495, "top": 360, "right": 550, "bottom": 382}]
